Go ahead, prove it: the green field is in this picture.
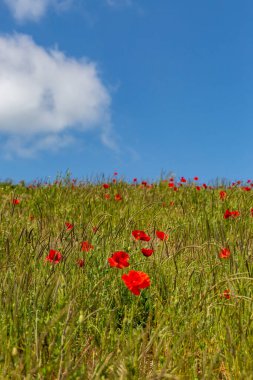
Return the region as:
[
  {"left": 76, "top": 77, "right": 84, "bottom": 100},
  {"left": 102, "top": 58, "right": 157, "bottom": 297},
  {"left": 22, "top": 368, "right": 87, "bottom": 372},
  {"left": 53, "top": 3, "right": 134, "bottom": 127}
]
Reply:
[{"left": 0, "top": 176, "right": 252, "bottom": 379}]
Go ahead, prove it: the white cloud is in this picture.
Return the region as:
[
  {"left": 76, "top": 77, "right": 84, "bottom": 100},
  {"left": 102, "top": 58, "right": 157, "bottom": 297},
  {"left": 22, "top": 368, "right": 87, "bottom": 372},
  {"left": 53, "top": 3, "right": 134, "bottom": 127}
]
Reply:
[
  {"left": 0, "top": 34, "right": 114, "bottom": 157},
  {"left": 4, "top": 0, "right": 72, "bottom": 22},
  {"left": 3, "top": 134, "right": 75, "bottom": 159}
]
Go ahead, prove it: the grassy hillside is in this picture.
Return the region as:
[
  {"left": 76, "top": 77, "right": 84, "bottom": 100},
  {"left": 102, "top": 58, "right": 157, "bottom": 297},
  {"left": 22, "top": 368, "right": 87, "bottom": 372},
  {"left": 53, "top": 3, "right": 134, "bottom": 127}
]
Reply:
[{"left": 0, "top": 176, "right": 252, "bottom": 379}]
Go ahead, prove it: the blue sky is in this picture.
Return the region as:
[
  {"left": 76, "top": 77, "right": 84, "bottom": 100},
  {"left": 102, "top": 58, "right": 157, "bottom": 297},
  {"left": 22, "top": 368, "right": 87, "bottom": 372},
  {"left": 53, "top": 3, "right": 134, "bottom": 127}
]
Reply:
[{"left": 0, "top": 0, "right": 252, "bottom": 183}]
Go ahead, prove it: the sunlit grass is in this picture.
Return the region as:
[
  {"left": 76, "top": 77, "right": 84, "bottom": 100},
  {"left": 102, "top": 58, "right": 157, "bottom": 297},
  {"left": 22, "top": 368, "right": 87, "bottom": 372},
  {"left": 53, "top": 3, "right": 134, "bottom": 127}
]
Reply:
[{"left": 0, "top": 176, "right": 252, "bottom": 379}]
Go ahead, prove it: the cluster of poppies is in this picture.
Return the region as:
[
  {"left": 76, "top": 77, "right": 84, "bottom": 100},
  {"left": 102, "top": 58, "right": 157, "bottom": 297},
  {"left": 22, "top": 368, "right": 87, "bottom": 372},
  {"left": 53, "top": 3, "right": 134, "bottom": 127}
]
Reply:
[
  {"left": 102, "top": 183, "right": 123, "bottom": 201},
  {"left": 224, "top": 209, "right": 240, "bottom": 219},
  {"left": 107, "top": 229, "right": 169, "bottom": 295},
  {"left": 45, "top": 223, "right": 94, "bottom": 268}
]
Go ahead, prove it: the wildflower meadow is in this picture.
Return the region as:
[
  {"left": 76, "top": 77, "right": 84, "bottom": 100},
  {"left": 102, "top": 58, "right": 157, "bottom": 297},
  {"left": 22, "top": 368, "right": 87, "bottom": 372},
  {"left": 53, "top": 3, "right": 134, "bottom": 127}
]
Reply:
[{"left": 0, "top": 174, "right": 252, "bottom": 379}]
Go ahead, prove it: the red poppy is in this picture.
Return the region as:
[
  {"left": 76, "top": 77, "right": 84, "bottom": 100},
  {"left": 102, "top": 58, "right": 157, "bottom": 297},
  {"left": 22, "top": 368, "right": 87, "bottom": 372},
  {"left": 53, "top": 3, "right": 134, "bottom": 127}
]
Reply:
[
  {"left": 180, "top": 177, "right": 187, "bottom": 183},
  {"left": 219, "top": 191, "right": 227, "bottom": 200},
  {"left": 251, "top": 208, "right": 253, "bottom": 217},
  {"left": 108, "top": 251, "right": 130, "bottom": 269},
  {"left": 202, "top": 183, "right": 207, "bottom": 189},
  {"left": 45, "top": 249, "right": 62, "bottom": 264},
  {"left": 219, "top": 248, "right": 231, "bottom": 259},
  {"left": 222, "top": 289, "right": 231, "bottom": 299},
  {"left": 132, "top": 230, "right": 151, "bottom": 242},
  {"left": 81, "top": 241, "right": 94, "bottom": 252},
  {"left": 114, "top": 172, "right": 118, "bottom": 176},
  {"left": 224, "top": 209, "right": 240, "bottom": 219},
  {"left": 12, "top": 198, "right": 20, "bottom": 205},
  {"left": 156, "top": 230, "right": 168, "bottom": 241},
  {"left": 194, "top": 177, "right": 199, "bottom": 181},
  {"left": 104, "top": 194, "right": 110, "bottom": 200},
  {"left": 113, "top": 178, "right": 117, "bottom": 184},
  {"left": 103, "top": 183, "right": 110, "bottom": 189},
  {"left": 122, "top": 270, "right": 150, "bottom": 296},
  {"left": 224, "top": 209, "right": 231, "bottom": 219},
  {"left": 196, "top": 186, "right": 201, "bottom": 191},
  {"left": 77, "top": 259, "right": 85, "bottom": 267},
  {"left": 141, "top": 248, "right": 154, "bottom": 257},
  {"left": 141, "top": 181, "right": 148, "bottom": 186},
  {"left": 92, "top": 226, "right": 98, "bottom": 233},
  {"left": 115, "top": 193, "right": 122, "bottom": 201},
  {"left": 168, "top": 183, "right": 174, "bottom": 188},
  {"left": 133, "top": 178, "right": 137, "bottom": 182},
  {"left": 242, "top": 186, "right": 251, "bottom": 191},
  {"left": 65, "top": 222, "right": 73, "bottom": 230}
]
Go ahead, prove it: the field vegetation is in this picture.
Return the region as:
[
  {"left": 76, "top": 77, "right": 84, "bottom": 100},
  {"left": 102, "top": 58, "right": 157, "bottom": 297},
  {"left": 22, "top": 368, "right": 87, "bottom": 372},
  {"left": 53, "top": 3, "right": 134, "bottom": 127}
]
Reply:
[{"left": 0, "top": 174, "right": 252, "bottom": 379}]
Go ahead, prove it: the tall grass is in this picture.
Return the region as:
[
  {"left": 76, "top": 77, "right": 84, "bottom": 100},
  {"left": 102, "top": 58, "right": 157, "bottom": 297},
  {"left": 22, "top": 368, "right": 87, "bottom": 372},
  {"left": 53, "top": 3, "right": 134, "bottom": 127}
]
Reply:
[{"left": 0, "top": 177, "right": 252, "bottom": 379}]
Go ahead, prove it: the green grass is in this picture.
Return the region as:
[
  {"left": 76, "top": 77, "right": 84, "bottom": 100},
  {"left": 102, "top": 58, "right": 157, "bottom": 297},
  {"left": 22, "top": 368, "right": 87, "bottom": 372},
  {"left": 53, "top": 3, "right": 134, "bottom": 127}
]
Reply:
[{"left": 0, "top": 177, "right": 252, "bottom": 379}]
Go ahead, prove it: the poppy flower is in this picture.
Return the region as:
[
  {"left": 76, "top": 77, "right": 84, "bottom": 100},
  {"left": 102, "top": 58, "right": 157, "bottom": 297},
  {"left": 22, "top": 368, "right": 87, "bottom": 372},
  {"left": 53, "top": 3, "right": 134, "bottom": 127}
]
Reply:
[
  {"left": 104, "top": 194, "right": 110, "bottom": 200},
  {"left": 122, "top": 270, "right": 150, "bottom": 296},
  {"left": 223, "top": 209, "right": 231, "bottom": 219},
  {"left": 114, "top": 172, "right": 118, "bottom": 176},
  {"left": 156, "top": 230, "right": 168, "bottom": 241},
  {"left": 194, "top": 177, "right": 199, "bottom": 181},
  {"left": 77, "top": 259, "right": 85, "bottom": 267},
  {"left": 219, "top": 191, "right": 227, "bottom": 200},
  {"left": 180, "top": 177, "right": 187, "bottom": 183},
  {"left": 224, "top": 209, "right": 240, "bottom": 219},
  {"left": 202, "top": 183, "right": 207, "bottom": 189},
  {"left": 65, "top": 222, "right": 73, "bottom": 230},
  {"left": 196, "top": 186, "right": 201, "bottom": 191},
  {"left": 141, "top": 248, "right": 154, "bottom": 257},
  {"left": 168, "top": 183, "right": 174, "bottom": 188},
  {"left": 81, "top": 241, "right": 94, "bottom": 252},
  {"left": 103, "top": 183, "right": 110, "bottom": 189},
  {"left": 219, "top": 248, "right": 231, "bottom": 259},
  {"left": 221, "top": 289, "right": 231, "bottom": 299},
  {"left": 108, "top": 251, "right": 130, "bottom": 269},
  {"left": 133, "top": 178, "right": 137, "bottom": 183},
  {"left": 251, "top": 208, "right": 253, "bottom": 217},
  {"left": 45, "top": 250, "right": 62, "bottom": 264},
  {"left": 132, "top": 230, "right": 151, "bottom": 242},
  {"left": 115, "top": 193, "right": 122, "bottom": 201},
  {"left": 92, "top": 226, "right": 98, "bottom": 233},
  {"left": 12, "top": 198, "right": 20, "bottom": 205}
]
